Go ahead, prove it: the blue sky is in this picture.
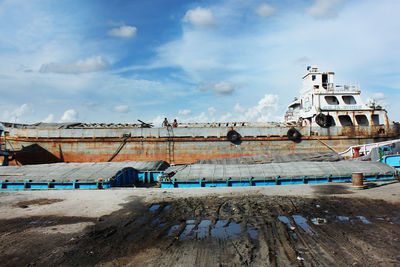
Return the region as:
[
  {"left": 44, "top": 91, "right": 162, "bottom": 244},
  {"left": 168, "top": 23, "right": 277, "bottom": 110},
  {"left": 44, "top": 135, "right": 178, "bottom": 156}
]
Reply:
[{"left": 0, "top": 0, "right": 399, "bottom": 125}]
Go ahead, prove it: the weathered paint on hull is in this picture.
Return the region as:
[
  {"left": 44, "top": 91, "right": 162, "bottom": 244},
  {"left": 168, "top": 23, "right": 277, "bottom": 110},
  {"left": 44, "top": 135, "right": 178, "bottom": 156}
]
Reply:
[
  {"left": 4, "top": 135, "right": 397, "bottom": 165},
  {"left": 2, "top": 124, "right": 399, "bottom": 165}
]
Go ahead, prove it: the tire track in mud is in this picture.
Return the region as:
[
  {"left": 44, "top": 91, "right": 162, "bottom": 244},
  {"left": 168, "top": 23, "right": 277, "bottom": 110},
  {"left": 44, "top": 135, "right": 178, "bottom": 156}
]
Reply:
[{"left": 1, "top": 195, "right": 400, "bottom": 266}]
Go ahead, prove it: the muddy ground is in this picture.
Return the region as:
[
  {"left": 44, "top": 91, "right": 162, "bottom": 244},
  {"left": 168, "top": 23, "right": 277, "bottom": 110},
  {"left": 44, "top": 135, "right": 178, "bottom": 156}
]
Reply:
[{"left": 0, "top": 184, "right": 400, "bottom": 266}]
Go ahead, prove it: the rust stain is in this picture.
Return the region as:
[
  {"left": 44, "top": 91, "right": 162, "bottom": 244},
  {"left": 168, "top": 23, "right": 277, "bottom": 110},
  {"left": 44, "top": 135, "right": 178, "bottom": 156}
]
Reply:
[{"left": 3, "top": 124, "right": 399, "bottom": 165}]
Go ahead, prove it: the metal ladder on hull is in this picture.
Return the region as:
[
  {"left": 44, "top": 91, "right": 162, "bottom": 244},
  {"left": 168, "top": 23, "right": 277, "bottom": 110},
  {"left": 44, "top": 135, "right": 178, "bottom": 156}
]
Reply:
[{"left": 166, "top": 126, "right": 175, "bottom": 164}]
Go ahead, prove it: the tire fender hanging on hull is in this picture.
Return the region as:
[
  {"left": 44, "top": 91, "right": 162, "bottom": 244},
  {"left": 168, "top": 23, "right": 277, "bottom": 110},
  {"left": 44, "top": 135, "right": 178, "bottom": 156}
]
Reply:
[
  {"left": 287, "top": 127, "right": 302, "bottom": 143},
  {"left": 227, "top": 130, "right": 241, "bottom": 144}
]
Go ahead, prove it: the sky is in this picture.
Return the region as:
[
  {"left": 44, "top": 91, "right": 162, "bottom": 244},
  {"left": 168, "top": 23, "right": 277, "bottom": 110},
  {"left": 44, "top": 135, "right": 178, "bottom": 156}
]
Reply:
[{"left": 0, "top": 0, "right": 399, "bottom": 125}]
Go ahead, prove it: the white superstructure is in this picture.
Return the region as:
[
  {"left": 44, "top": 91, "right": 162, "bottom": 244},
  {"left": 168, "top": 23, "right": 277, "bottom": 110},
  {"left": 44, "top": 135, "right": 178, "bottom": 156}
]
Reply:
[{"left": 284, "top": 66, "right": 389, "bottom": 128}]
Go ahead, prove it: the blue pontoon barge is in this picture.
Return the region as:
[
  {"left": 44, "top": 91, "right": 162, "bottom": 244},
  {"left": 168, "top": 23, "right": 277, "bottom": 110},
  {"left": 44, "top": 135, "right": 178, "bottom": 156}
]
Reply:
[
  {"left": 0, "top": 160, "right": 168, "bottom": 190},
  {"left": 160, "top": 161, "right": 398, "bottom": 188}
]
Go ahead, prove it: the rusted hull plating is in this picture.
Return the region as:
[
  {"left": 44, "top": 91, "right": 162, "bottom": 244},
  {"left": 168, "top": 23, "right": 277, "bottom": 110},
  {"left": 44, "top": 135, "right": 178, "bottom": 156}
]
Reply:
[{"left": 3, "top": 124, "right": 399, "bottom": 165}]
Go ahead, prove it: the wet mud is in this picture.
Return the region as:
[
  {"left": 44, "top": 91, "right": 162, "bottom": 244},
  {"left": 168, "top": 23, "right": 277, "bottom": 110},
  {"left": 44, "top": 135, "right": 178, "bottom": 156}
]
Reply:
[
  {"left": 1, "top": 195, "right": 400, "bottom": 266},
  {"left": 311, "top": 184, "right": 353, "bottom": 195},
  {"left": 14, "top": 198, "right": 64, "bottom": 208}
]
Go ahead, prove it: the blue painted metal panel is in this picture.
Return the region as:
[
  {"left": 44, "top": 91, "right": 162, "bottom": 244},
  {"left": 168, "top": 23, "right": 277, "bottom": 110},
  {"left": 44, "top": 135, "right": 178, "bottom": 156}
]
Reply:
[
  {"left": 0, "top": 180, "right": 114, "bottom": 190},
  {"left": 151, "top": 172, "right": 163, "bottom": 182},
  {"left": 113, "top": 168, "right": 139, "bottom": 187},
  {"left": 382, "top": 155, "right": 400, "bottom": 169},
  {"left": 137, "top": 171, "right": 163, "bottom": 183},
  {"left": 160, "top": 173, "right": 398, "bottom": 188},
  {"left": 138, "top": 172, "right": 146, "bottom": 182},
  {"left": 0, "top": 168, "right": 164, "bottom": 190},
  {"left": 4, "top": 183, "right": 25, "bottom": 189},
  {"left": 29, "top": 183, "right": 49, "bottom": 189}
]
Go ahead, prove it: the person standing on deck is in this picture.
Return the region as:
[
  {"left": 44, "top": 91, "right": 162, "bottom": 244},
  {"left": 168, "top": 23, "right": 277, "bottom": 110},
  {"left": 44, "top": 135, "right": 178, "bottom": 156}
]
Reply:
[
  {"left": 172, "top": 119, "right": 178, "bottom": 127},
  {"left": 162, "top": 118, "right": 169, "bottom": 127}
]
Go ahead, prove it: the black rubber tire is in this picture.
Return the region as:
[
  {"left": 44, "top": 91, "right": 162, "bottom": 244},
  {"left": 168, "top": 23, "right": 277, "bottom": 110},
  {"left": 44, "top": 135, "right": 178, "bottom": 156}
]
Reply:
[
  {"left": 227, "top": 130, "right": 240, "bottom": 142},
  {"left": 287, "top": 127, "right": 302, "bottom": 142}
]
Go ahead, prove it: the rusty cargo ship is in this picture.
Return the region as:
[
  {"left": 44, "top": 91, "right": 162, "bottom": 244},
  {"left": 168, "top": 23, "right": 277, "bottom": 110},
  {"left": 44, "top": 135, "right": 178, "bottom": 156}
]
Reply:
[{"left": 1, "top": 66, "right": 399, "bottom": 165}]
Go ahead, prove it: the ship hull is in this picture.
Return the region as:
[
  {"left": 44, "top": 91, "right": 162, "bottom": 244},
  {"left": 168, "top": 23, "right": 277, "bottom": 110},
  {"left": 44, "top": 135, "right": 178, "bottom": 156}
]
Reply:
[{"left": 3, "top": 124, "right": 399, "bottom": 165}]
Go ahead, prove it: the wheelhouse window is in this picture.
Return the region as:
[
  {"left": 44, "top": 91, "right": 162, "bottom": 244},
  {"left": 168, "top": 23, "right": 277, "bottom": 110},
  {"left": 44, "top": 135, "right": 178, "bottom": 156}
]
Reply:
[
  {"left": 372, "top": 114, "right": 380, "bottom": 125},
  {"left": 355, "top": 115, "right": 369, "bottom": 126},
  {"left": 342, "top": 96, "right": 357, "bottom": 104},
  {"left": 290, "top": 103, "right": 300, "bottom": 110},
  {"left": 338, "top": 115, "right": 353, "bottom": 126},
  {"left": 322, "top": 74, "right": 328, "bottom": 89},
  {"left": 312, "top": 75, "right": 316, "bottom": 81},
  {"left": 325, "top": 96, "right": 339, "bottom": 105}
]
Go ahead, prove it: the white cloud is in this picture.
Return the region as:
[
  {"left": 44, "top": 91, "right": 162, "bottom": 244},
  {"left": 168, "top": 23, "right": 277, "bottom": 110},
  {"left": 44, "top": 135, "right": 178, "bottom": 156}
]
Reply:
[
  {"left": 182, "top": 7, "right": 217, "bottom": 28},
  {"left": 43, "top": 113, "right": 55, "bottom": 123},
  {"left": 175, "top": 94, "right": 281, "bottom": 123},
  {"left": 257, "top": 94, "right": 279, "bottom": 109},
  {"left": 60, "top": 109, "right": 78, "bottom": 122},
  {"left": 306, "top": 0, "right": 344, "bottom": 19},
  {"left": 197, "top": 81, "right": 236, "bottom": 95},
  {"left": 178, "top": 109, "right": 192, "bottom": 116},
  {"left": 208, "top": 107, "right": 216, "bottom": 115},
  {"left": 151, "top": 115, "right": 167, "bottom": 127},
  {"left": 108, "top": 25, "right": 137, "bottom": 38},
  {"left": 220, "top": 112, "right": 232, "bottom": 122},
  {"left": 255, "top": 3, "right": 276, "bottom": 18},
  {"left": 13, "top": 103, "right": 30, "bottom": 118},
  {"left": 226, "top": 94, "right": 280, "bottom": 122},
  {"left": 188, "top": 111, "right": 210, "bottom": 122},
  {"left": 2, "top": 103, "right": 33, "bottom": 122},
  {"left": 113, "top": 105, "right": 130, "bottom": 113},
  {"left": 367, "top": 92, "right": 388, "bottom": 107},
  {"left": 372, "top": 92, "right": 385, "bottom": 100},
  {"left": 178, "top": 106, "right": 220, "bottom": 123},
  {"left": 234, "top": 103, "right": 245, "bottom": 113},
  {"left": 40, "top": 56, "right": 109, "bottom": 74}
]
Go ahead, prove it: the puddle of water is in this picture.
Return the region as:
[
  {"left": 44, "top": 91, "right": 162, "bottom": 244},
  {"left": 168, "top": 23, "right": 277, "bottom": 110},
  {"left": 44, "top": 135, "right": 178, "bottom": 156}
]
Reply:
[
  {"left": 337, "top": 216, "right": 350, "bottom": 222},
  {"left": 186, "top": 220, "right": 196, "bottom": 224},
  {"left": 158, "top": 222, "right": 167, "bottom": 227},
  {"left": 198, "top": 219, "right": 211, "bottom": 228},
  {"left": 311, "top": 218, "right": 327, "bottom": 225},
  {"left": 194, "top": 220, "right": 211, "bottom": 239},
  {"left": 164, "top": 205, "right": 171, "bottom": 210},
  {"left": 167, "top": 225, "right": 180, "bottom": 237},
  {"left": 211, "top": 220, "right": 228, "bottom": 239},
  {"left": 226, "top": 222, "right": 241, "bottom": 239},
  {"left": 180, "top": 224, "right": 195, "bottom": 240},
  {"left": 211, "top": 220, "right": 241, "bottom": 239},
  {"left": 247, "top": 227, "right": 258, "bottom": 240},
  {"left": 292, "top": 215, "right": 312, "bottom": 235},
  {"left": 149, "top": 204, "right": 160, "bottom": 212},
  {"left": 356, "top": 216, "right": 371, "bottom": 224},
  {"left": 278, "top": 216, "right": 293, "bottom": 228},
  {"left": 216, "top": 220, "right": 228, "bottom": 227}
]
